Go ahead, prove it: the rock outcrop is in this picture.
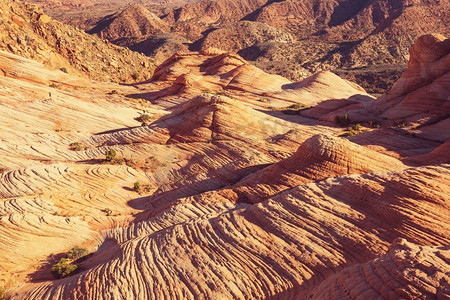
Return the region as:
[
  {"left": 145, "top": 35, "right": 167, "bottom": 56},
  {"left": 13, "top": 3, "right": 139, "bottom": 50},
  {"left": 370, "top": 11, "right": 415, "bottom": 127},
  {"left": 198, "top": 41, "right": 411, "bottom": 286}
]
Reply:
[
  {"left": 347, "top": 34, "right": 450, "bottom": 142},
  {"left": 230, "top": 134, "right": 405, "bottom": 203}
]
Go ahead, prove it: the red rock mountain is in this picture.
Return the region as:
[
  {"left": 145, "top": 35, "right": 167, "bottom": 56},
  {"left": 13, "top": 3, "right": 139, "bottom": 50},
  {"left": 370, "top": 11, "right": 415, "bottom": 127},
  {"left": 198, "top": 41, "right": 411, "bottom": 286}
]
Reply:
[
  {"left": 88, "top": 4, "right": 170, "bottom": 46},
  {"left": 78, "top": 0, "right": 449, "bottom": 94}
]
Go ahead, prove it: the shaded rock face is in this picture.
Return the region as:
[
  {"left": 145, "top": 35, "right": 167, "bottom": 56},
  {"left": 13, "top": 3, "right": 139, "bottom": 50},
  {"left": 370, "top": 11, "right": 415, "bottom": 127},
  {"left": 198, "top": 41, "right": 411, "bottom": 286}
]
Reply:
[{"left": 0, "top": 33, "right": 449, "bottom": 300}]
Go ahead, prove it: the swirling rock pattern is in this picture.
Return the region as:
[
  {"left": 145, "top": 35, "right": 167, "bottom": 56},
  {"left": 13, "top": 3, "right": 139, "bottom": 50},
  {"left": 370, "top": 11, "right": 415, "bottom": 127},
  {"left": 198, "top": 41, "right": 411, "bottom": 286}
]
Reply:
[
  {"left": 0, "top": 34, "right": 449, "bottom": 299},
  {"left": 307, "top": 239, "right": 450, "bottom": 299}
]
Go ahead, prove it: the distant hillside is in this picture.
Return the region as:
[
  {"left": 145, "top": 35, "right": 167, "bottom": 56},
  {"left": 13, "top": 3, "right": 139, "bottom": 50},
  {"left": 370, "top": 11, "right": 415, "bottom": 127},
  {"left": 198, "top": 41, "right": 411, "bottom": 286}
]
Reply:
[{"left": 1, "top": 0, "right": 157, "bottom": 83}]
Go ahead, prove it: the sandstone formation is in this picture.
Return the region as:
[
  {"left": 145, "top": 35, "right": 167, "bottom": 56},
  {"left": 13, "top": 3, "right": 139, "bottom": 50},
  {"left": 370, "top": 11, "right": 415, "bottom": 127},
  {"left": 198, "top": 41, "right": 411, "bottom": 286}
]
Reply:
[
  {"left": 307, "top": 239, "right": 450, "bottom": 299},
  {"left": 0, "top": 31, "right": 449, "bottom": 300},
  {"left": 347, "top": 34, "right": 450, "bottom": 142}
]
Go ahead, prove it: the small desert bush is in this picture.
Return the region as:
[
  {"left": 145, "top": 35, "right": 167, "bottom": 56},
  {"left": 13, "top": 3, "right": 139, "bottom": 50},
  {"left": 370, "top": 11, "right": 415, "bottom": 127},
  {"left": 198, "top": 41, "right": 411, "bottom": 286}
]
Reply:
[
  {"left": 51, "top": 246, "right": 89, "bottom": 278},
  {"left": 131, "top": 72, "right": 140, "bottom": 81},
  {"left": 397, "top": 121, "right": 407, "bottom": 128},
  {"left": 349, "top": 123, "right": 361, "bottom": 131},
  {"left": 51, "top": 258, "right": 78, "bottom": 278},
  {"left": 60, "top": 67, "right": 68, "bottom": 74},
  {"left": 66, "top": 246, "right": 89, "bottom": 260},
  {"left": 335, "top": 113, "right": 350, "bottom": 127},
  {"left": 214, "top": 90, "right": 229, "bottom": 96},
  {"left": 105, "top": 148, "right": 117, "bottom": 162},
  {"left": 134, "top": 113, "right": 152, "bottom": 126},
  {"left": 69, "top": 142, "right": 84, "bottom": 151},
  {"left": 133, "top": 181, "right": 141, "bottom": 192},
  {"left": 368, "top": 120, "right": 380, "bottom": 128},
  {"left": 282, "top": 104, "right": 310, "bottom": 115}
]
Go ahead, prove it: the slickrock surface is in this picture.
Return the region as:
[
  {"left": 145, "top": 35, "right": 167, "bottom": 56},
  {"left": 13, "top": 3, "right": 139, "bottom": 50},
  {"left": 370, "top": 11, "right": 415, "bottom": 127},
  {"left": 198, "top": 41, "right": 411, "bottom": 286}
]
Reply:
[
  {"left": 1, "top": 34, "right": 449, "bottom": 299},
  {"left": 307, "top": 239, "right": 450, "bottom": 299},
  {"left": 145, "top": 50, "right": 372, "bottom": 109},
  {"left": 14, "top": 165, "right": 450, "bottom": 299},
  {"left": 229, "top": 134, "right": 406, "bottom": 203}
]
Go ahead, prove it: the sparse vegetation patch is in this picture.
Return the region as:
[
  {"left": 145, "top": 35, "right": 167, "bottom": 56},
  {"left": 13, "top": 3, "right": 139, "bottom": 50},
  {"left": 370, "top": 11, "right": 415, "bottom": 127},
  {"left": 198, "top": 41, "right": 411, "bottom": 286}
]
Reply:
[
  {"left": 133, "top": 181, "right": 141, "bottom": 193},
  {"left": 69, "top": 142, "right": 84, "bottom": 151},
  {"left": 51, "top": 246, "right": 89, "bottom": 278},
  {"left": 335, "top": 113, "right": 351, "bottom": 127},
  {"left": 105, "top": 148, "right": 117, "bottom": 162},
  {"left": 281, "top": 104, "right": 310, "bottom": 115},
  {"left": 135, "top": 113, "right": 152, "bottom": 126}
]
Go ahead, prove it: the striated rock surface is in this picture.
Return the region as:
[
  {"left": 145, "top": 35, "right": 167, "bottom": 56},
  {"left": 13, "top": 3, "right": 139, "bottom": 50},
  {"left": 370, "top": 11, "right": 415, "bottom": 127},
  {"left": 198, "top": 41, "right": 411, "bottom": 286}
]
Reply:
[
  {"left": 0, "top": 33, "right": 449, "bottom": 300},
  {"left": 307, "top": 239, "right": 450, "bottom": 299},
  {"left": 230, "top": 134, "right": 405, "bottom": 203},
  {"left": 14, "top": 165, "right": 450, "bottom": 299},
  {"left": 347, "top": 34, "right": 450, "bottom": 142}
]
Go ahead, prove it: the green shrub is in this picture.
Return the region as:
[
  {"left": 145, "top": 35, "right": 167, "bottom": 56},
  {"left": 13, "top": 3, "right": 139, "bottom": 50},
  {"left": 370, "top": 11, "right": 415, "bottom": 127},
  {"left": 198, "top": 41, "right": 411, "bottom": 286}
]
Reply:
[
  {"left": 397, "top": 121, "right": 407, "bottom": 128},
  {"left": 348, "top": 123, "right": 361, "bottom": 131},
  {"left": 66, "top": 246, "right": 89, "bottom": 260},
  {"left": 214, "top": 90, "right": 229, "bottom": 96},
  {"left": 134, "top": 114, "right": 152, "bottom": 126},
  {"left": 335, "top": 113, "right": 350, "bottom": 127},
  {"left": 281, "top": 104, "right": 310, "bottom": 115},
  {"left": 105, "top": 149, "right": 117, "bottom": 162},
  {"left": 368, "top": 120, "right": 380, "bottom": 129},
  {"left": 51, "top": 258, "right": 78, "bottom": 278},
  {"left": 69, "top": 142, "right": 84, "bottom": 151},
  {"left": 133, "top": 181, "right": 141, "bottom": 192}
]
